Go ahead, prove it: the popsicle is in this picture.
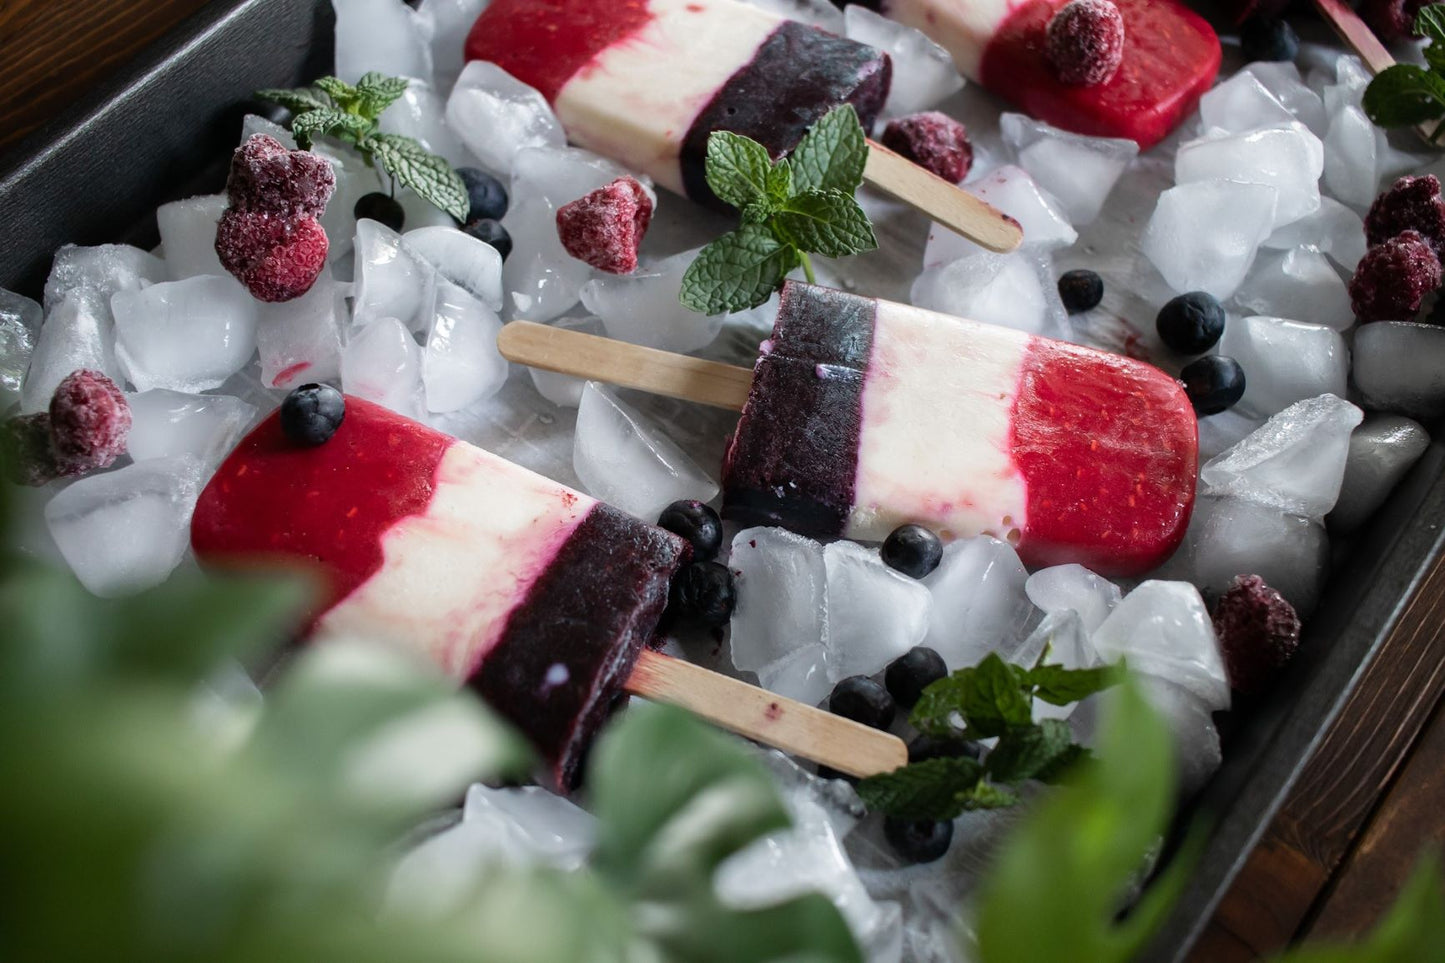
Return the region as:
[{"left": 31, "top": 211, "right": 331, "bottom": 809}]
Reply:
[
  {"left": 463, "top": 0, "right": 1023, "bottom": 252},
  {"left": 848, "top": 0, "right": 1221, "bottom": 149},
  {"left": 191, "top": 396, "right": 908, "bottom": 788},
  {"left": 498, "top": 281, "right": 1198, "bottom": 576}
]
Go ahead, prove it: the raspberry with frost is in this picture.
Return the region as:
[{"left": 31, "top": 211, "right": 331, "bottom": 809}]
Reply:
[
  {"left": 227, "top": 134, "right": 336, "bottom": 217},
  {"left": 555, "top": 178, "right": 654, "bottom": 275},
  {"left": 1365, "top": 175, "right": 1445, "bottom": 253},
  {"left": 216, "top": 209, "right": 330, "bottom": 302},
  {"left": 1348, "top": 230, "right": 1442, "bottom": 323},
  {"left": 1212, "top": 575, "right": 1301, "bottom": 694},
  {"left": 879, "top": 112, "right": 974, "bottom": 183},
  {"left": 1045, "top": 0, "right": 1126, "bottom": 87},
  {"left": 50, "top": 369, "right": 131, "bottom": 477},
  {"left": 1362, "top": 0, "right": 1431, "bottom": 40}
]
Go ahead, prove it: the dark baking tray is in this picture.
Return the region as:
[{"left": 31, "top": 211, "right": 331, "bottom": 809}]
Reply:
[{"left": 3, "top": 2, "right": 1442, "bottom": 957}]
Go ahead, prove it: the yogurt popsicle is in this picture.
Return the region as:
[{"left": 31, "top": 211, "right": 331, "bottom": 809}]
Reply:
[
  {"left": 720, "top": 282, "right": 1198, "bottom": 574},
  {"left": 190, "top": 397, "right": 688, "bottom": 789},
  {"left": 853, "top": 0, "right": 1220, "bottom": 148}
]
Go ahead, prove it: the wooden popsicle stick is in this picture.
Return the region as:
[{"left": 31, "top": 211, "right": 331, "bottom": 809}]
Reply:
[
  {"left": 864, "top": 138, "right": 1024, "bottom": 253},
  {"left": 498, "top": 320, "right": 752, "bottom": 410},
  {"left": 627, "top": 649, "right": 908, "bottom": 778},
  {"left": 1311, "top": 0, "right": 1441, "bottom": 143}
]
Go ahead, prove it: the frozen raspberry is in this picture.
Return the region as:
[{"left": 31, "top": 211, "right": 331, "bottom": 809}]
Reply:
[
  {"left": 1363, "top": 0, "right": 1430, "bottom": 40},
  {"left": 1212, "top": 575, "right": 1302, "bottom": 694},
  {"left": 1349, "top": 230, "right": 1442, "bottom": 323},
  {"left": 880, "top": 112, "right": 974, "bottom": 183},
  {"left": 1365, "top": 175, "right": 1445, "bottom": 252},
  {"left": 216, "top": 209, "right": 330, "bottom": 302},
  {"left": 555, "top": 178, "right": 653, "bottom": 275},
  {"left": 1, "top": 413, "right": 61, "bottom": 487},
  {"left": 226, "top": 134, "right": 336, "bottom": 217},
  {"left": 49, "top": 369, "right": 131, "bottom": 477},
  {"left": 1046, "top": 0, "right": 1126, "bottom": 87}
]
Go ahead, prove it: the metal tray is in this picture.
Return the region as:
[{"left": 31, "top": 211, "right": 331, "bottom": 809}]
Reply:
[{"left": 3, "top": 2, "right": 1442, "bottom": 957}]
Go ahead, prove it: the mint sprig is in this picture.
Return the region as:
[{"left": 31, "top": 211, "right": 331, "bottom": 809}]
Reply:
[
  {"left": 680, "top": 105, "right": 878, "bottom": 314},
  {"left": 256, "top": 73, "right": 470, "bottom": 222},
  {"left": 857, "top": 651, "right": 1122, "bottom": 822},
  {"left": 1363, "top": 4, "right": 1445, "bottom": 140}
]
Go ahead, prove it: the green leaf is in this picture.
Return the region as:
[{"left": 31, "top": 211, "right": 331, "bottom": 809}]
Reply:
[
  {"left": 856, "top": 756, "right": 986, "bottom": 820},
  {"left": 772, "top": 189, "right": 878, "bottom": 258},
  {"left": 366, "top": 133, "right": 470, "bottom": 222},
  {"left": 1025, "top": 661, "right": 1124, "bottom": 707},
  {"left": 912, "top": 654, "right": 1034, "bottom": 739},
  {"left": 1417, "top": 4, "right": 1445, "bottom": 72},
  {"left": 788, "top": 104, "right": 868, "bottom": 195},
  {"left": 960, "top": 780, "right": 1020, "bottom": 810},
  {"left": 679, "top": 223, "right": 799, "bottom": 314},
  {"left": 291, "top": 108, "right": 373, "bottom": 149},
  {"left": 766, "top": 159, "right": 794, "bottom": 206},
  {"left": 656, "top": 894, "right": 864, "bottom": 963},
  {"left": 254, "top": 87, "right": 331, "bottom": 116},
  {"left": 314, "top": 75, "right": 361, "bottom": 111},
  {"left": 355, "top": 72, "right": 411, "bottom": 119},
  {"left": 1363, "top": 64, "right": 1445, "bottom": 128},
  {"left": 705, "top": 131, "right": 775, "bottom": 212},
  {"left": 985, "top": 720, "right": 1077, "bottom": 784}
]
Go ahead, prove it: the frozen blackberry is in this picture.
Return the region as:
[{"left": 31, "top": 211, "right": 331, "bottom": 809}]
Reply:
[
  {"left": 1349, "top": 230, "right": 1442, "bottom": 323},
  {"left": 879, "top": 112, "right": 974, "bottom": 183},
  {"left": 1212, "top": 574, "right": 1301, "bottom": 693},
  {"left": 1365, "top": 175, "right": 1445, "bottom": 253}
]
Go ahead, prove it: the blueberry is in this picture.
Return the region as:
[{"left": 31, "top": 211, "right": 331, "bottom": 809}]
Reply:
[
  {"left": 1240, "top": 16, "right": 1299, "bottom": 63},
  {"left": 1057, "top": 269, "right": 1104, "bottom": 314},
  {"left": 885, "top": 647, "right": 948, "bottom": 708},
  {"left": 668, "top": 561, "right": 736, "bottom": 627},
  {"left": 829, "top": 676, "right": 896, "bottom": 730},
  {"left": 354, "top": 192, "right": 405, "bottom": 232},
  {"left": 908, "top": 733, "right": 983, "bottom": 764},
  {"left": 1181, "top": 355, "right": 1246, "bottom": 415},
  {"left": 880, "top": 524, "right": 943, "bottom": 579},
  {"left": 280, "top": 383, "right": 345, "bottom": 446},
  {"left": 457, "top": 167, "right": 510, "bottom": 222},
  {"left": 1156, "top": 291, "right": 1226, "bottom": 355},
  {"left": 465, "top": 218, "right": 512, "bottom": 260},
  {"left": 657, "top": 500, "right": 723, "bottom": 561},
  {"left": 883, "top": 816, "right": 953, "bottom": 863}
]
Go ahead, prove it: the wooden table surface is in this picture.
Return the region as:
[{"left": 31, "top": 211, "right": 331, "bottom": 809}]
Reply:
[{"left": 3, "top": 0, "right": 1443, "bottom": 957}]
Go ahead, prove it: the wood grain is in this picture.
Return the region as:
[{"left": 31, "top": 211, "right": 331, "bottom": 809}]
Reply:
[
  {"left": 627, "top": 650, "right": 910, "bottom": 778},
  {"left": 0, "top": 0, "right": 215, "bottom": 156},
  {"left": 863, "top": 138, "right": 1023, "bottom": 253}
]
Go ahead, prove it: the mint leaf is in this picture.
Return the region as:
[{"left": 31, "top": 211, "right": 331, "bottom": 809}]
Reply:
[
  {"left": 255, "top": 87, "right": 330, "bottom": 116},
  {"left": 291, "top": 107, "right": 372, "bottom": 149},
  {"left": 1418, "top": 4, "right": 1445, "bottom": 72},
  {"left": 705, "top": 131, "right": 774, "bottom": 212},
  {"left": 985, "top": 720, "right": 1077, "bottom": 784},
  {"left": 1025, "top": 661, "right": 1123, "bottom": 707},
  {"left": 857, "top": 756, "right": 986, "bottom": 820},
  {"left": 773, "top": 189, "right": 877, "bottom": 258},
  {"left": 913, "top": 654, "right": 1033, "bottom": 739},
  {"left": 766, "top": 159, "right": 793, "bottom": 206},
  {"left": 313, "top": 75, "right": 360, "bottom": 111},
  {"left": 960, "top": 780, "right": 1020, "bottom": 811},
  {"left": 355, "top": 72, "right": 411, "bottom": 119},
  {"left": 680, "top": 224, "right": 799, "bottom": 313},
  {"left": 789, "top": 104, "right": 868, "bottom": 195},
  {"left": 1364, "top": 64, "right": 1445, "bottom": 128},
  {"left": 366, "top": 133, "right": 470, "bottom": 222}
]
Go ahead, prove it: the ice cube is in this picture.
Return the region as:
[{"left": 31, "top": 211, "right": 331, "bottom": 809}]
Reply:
[
  {"left": 1137, "top": 673, "right": 1222, "bottom": 793},
  {"left": 379, "top": 79, "right": 475, "bottom": 169},
  {"left": 445, "top": 61, "right": 566, "bottom": 177},
  {"left": 156, "top": 195, "right": 229, "bottom": 280},
  {"left": 112, "top": 275, "right": 260, "bottom": 393},
  {"left": 353, "top": 219, "right": 435, "bottom": 331},
  {"left": 920, "top": 536, "right": 1033, "bottom": 671},
  {"left": 911, "top": 250, "right": 1063, "bottom": 337},
  {"left": 822, "top": 541, "right": 932, "bottom": 680},
  {"left": 1140, "top": 180, "right": 1278, "bottom": 299},
  {"left": 503, "top": 147, "right": 646, "bottom": 322},
  {"left": 580, "top": 248, "right": 726, "bottom": 353},
  {"left": 256, "top": 272, "right": 345, "bottom": 390},
  {"left": 1322, "top": 106, "right": 1380, "bottom": 209},
  {"left": 404, "top": 226, "right": 504, "bottom": 312},
  {"left": 756, "top": 643, "right": 833, "bottom": 707},
  {"left": 1330, "top": 414, "right": 1432, "bottom": 532},
  {"left": 21, "top": 298, "right": 123, "bottom": 412},
  {"left": 999, "top": 113, "right": 1138, "bottom": 225},
  {"left": 422, "top": 279, "right": 508, "bottom": 413},
  {"left": 413, "top": 0, "right": 491, "bottom": 91},
  {"left": 1217, "top": 315, "right": 1348, "bottom": 417},
  {"left": 942, "top": 166, "right": 1076, "bottom": 257},
  {"left": 1231, "top": 247, "right": 1353, "bottom": 331},
  {"left": 728, "top": 527, "right": 829, "bottom": 674},
  {"left": 739, "top": 0, "right": 845, "bottom": 31},
  {"left": 398, "top": 188, "right": 462, "bottom": 231},
  {"left": 1262, "top": 196, "right": 1366, "bottom": 271},
  {"left": 1201, "top": 394, "right": 1363, "bottom": 517},
  {"left": 126, "top": 390, "right": 258, "bottom": 468},
  {"left": 44, "top": 455, "right": 205, "bottom": 597},
  {"left": 572, "top": 381, "right": 718, "bottom": 520},
  {"left": 1175, "top": 125, "right": 1323, "bottom": 229},
  {"left": 1198, "top": 72, "right": 1297, "bottom": 135},
  {"left": 0, "top": 289, "right": 41, "bottom": 401},
  {"left": 341, "top": 316, "right": 426, "bottom": 419},
  {"left": 528, "top": 316, "right": 603, "bottom": 408},
  {"left": 1024, "top": 564, "right": 1121, "bottom": 635},
  {"left": 1246, "top": 61, "right": 1328, "bottom": 136},
  {"left": 1091, "top": 581, "right": 1229, "bottom": 711},
  {"left": 316, "top": 150, "right": 385, "bottom": 262},
  {"left": 1197, "top": 407, "right": 1266, "bottom": 461},
  {"left": 1017, "top": 610, "right": 1096, "bottom": 719},
  {"left": 241, "top": 114, "right": 297, "bottom": 150},
  {"left": 43, "top": 243, "right": 166, "bottom": 312},
  {"left": 843, "top": 6, "right": 963, "bottom": 117},
  {"left": 1353, "top": 321, "right": 1445, "bottom": 420},
  {"left": 333, "top": 0, "right": 430, "bottom": 84}
]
